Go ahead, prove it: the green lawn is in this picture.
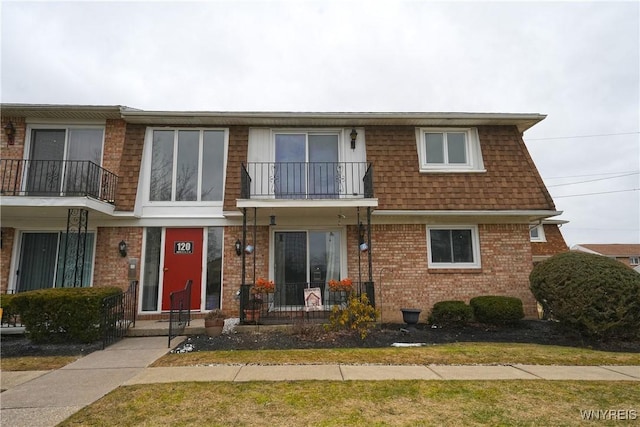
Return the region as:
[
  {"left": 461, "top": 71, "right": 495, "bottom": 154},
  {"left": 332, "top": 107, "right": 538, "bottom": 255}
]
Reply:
[
  {"left": 60, "top": 381, "right": 640, "bottom": 426},
  {"left": 154, "top": 342, "right": 640, "bottom": 367}
]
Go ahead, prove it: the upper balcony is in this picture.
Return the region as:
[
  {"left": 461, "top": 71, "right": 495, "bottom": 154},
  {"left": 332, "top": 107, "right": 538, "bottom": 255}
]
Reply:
[
  {"left": 239, "top": 161, "right": 374, "bottom": 207},
  {"left": 0, "top": 159, "right": 119, "bottom": 220}
]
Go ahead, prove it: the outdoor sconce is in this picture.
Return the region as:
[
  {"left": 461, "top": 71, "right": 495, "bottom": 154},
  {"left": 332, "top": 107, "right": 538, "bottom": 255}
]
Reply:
[
  {"left": 235, "top": 239, "right": 242, "bottom": 256},
  {"left": 350, "top": 128, "right": 357, "bottom": 150},
  {"left": 118, "top": 240, "right": 127, "bottom": 257},
  {"left": 4, "top": 121, "right": 16, "bottom": 145},
  {"left": 269, "top": 215, "right": 276, "bottom": 226}
]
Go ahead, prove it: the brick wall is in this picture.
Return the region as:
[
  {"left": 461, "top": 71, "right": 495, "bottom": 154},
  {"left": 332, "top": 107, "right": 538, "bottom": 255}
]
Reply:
[
  {"left": 531, "top": 224, "right": 569, "bottom": 257},
  {"left": 367, "top": 125, "right": 555, "bottom": 211},
  {"left": 0, "top": 228, "right": 15, "bottom": 293},
  {"left": 93, "top": 227, "right": 143, "bottom": 291},
  {"left": 369, "top": 223, "right": 537, "bottom": 323},
  {"left": 102, "top": 119, "right": 126, "bottom": 176},
  {"left": 221, "top": 225, "right": 270, "bottom": 316}
]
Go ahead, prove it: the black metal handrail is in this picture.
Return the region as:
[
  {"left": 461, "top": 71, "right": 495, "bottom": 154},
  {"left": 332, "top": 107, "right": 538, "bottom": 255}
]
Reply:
[
  {"left": 0, "top": 159, "right": 118, "bottom": 203},
  {"left": 101, "top": 280, "right": 138, "bottom": 349},
  {"left": 168, "top": 280, "right": 192, "bottom": 347},
  {"left": 242, "top": 162, "right": 373, "bottom": 199}
]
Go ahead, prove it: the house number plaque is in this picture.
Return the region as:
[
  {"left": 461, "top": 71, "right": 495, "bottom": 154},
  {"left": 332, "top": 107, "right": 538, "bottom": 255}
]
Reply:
[{"left": 174, "top": 241, "right": 194, "bottom": 254}]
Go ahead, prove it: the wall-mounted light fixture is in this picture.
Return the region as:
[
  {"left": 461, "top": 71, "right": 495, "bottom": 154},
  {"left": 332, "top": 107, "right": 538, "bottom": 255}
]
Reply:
[
  {"left": 269, "top": 215, "right": 276, "bottom": 226},
  {"left": 4, "top": 121, "right": 16, "bottom": 145},
  {"left": 118, "top": 240, "right": 128, "bottom": 257},
  {"left": 350, "top": 128, "right": 358, "bottom": 150},
  {"left": 235, "top": 239, "right": 242, "bottom": 256},
  {"left": 358, "top": 222, "right": 368, "bottom": 252}
]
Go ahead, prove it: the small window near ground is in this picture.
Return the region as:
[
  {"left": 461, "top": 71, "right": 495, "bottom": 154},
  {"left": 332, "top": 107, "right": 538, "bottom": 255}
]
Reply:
[{"left": 427, "top": 226, "right": 481, "bottom": 269}]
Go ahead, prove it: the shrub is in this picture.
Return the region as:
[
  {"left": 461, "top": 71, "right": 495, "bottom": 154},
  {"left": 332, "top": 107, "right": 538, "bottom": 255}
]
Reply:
[
  {"left": 1, "top": 293, "right": 19, "bottom": 324},
  {"left": 470, "top": 296, "right": 524, "bottom": 325},
  {"left": 530, "top": 251, "right": 640, "bottom": 340},
  {"left": 327, "top": 293, "right": 379, "bottom": 339},
  {"left": 428, "top": 300, "right": 473, "bottom": 327},
  {"left": 11, "top": 287, "right": 122, "bottom": 343}
]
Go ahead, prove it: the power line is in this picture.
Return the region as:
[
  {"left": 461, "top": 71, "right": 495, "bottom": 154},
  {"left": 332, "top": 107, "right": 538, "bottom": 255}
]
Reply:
[
  {"left": 545, "top": 170, "right": 640, "bottom": 179},
  {"left": 554, "top": 188, "right": 640, "bottom": 198},
  {"left": 527, "top": 131, "right": 639, "bottom": 141},
  {"left": 547, "top": 172, "right": 639, "bottom": 188}
]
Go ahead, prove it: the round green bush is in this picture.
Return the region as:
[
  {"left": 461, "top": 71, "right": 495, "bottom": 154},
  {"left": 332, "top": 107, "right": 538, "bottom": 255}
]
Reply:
[
  {"left": 530, "top": 251, "right": 640, "bottom": 340},
  {"left": 469, "top": 296, "right": 524, "bottom": 324},
  {"left": 428, "top": 300, "right": 473, "bottom": 327}
]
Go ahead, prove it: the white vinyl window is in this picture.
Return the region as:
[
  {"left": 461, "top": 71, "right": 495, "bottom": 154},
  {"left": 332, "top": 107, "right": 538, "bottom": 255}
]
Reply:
[
  {"left": 427, "top": 226, "right": 481, "bottom": 269},
  {"left": 630, "top": 256, "right": 640, "bottom": 266},
  {"left": 529, "top": 225, "right": 546, "bottom": 242},
  {"left": 416, "top": 128, "right": 485, "bottom": 172},
  {"left": 149, "top": 129, "right": 226, "bottom": 202}
]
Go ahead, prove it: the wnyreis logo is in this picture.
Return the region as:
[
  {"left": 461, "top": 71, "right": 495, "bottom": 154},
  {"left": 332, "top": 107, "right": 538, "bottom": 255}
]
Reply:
[{"left": 580, "top": 409, "right": 637, "bottom": 421}]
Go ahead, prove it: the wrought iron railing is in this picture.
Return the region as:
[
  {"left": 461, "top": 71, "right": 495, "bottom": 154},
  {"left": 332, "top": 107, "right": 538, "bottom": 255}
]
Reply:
[
  {"left": 168, "top": 280, "right": 192, "bottom": 347},
  {"left": 240, "top": 281, "right": 375, "bottom": 324},
  {"left": 242, "top": 162, "right": 373, "bottom": 199},
  {"left": 0, "top": 159, "right": 118, "bottom": 203},
  {"left": 101, "top": 280, "right": 138, "bottom": 349}
]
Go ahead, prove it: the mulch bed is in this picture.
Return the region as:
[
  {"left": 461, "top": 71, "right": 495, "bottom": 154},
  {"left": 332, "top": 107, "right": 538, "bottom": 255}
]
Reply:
[
  {"left": 2, "top": 320, "right": 638, "bottom": 358},
  {"left": 174, "top": 320, "right": 640, "bottom": 354}
]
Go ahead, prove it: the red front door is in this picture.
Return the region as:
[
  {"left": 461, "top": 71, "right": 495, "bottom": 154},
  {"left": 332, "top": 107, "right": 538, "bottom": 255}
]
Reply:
[{"left": 162, "top": 228, "right": 203, "bottom": 311}]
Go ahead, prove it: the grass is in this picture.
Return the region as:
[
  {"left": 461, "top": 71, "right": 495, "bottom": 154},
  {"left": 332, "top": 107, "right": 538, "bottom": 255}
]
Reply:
[
  {"left": 1, "top": 355, "right": 81, "bottom": 371},
  {"left": 60, "top": 381, "right": 640, "bottom": 426},
  {"left": 153, "top": 342, "right": 640, "bottom": 367}
]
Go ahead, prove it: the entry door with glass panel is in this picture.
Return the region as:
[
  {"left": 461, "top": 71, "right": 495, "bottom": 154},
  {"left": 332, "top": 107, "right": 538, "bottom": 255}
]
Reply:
[
  {"left": 274, "top": 133, "right": 339, "bottom": 199},
  {"left": 27, "top": 128, "right": 103, "bottom": 196},
  {"left": 273, "top": 231, "right": 341, "bottom": 306}
]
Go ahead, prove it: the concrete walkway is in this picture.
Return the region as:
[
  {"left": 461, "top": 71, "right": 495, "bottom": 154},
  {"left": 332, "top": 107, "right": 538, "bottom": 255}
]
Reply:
[{"left": 1, "top": 337, "right": 639, "bottom": 427}]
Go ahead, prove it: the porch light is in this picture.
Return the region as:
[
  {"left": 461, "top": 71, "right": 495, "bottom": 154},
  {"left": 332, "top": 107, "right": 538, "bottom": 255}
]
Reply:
[
  {"left": 235, "top": 239, "right": 242, "bottom": 256},
  {"left": 4, "top": 121, "right": 16, "bottom": 145},
  {"left": 118, "top": 240, "right": 127, "bottom": 257},
  {"left": 269, "top": 215, "right": 276, "bottom": 226},
  {"left": 350, "top": 128, "right": 357, "bottom": 150}
]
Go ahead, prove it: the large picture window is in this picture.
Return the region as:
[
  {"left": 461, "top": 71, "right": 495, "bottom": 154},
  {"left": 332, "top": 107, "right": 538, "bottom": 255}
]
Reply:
[
  {"left": 149, "top": 129, "right": 226, "bottom": 202},
  {"left": 427, "top": 226, "right": 481, "bottom": 268}
]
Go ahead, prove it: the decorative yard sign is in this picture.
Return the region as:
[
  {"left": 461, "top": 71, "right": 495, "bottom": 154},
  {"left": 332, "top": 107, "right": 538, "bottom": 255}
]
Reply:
[
  {"left": 304, "top": 287, "right": 323, "bottom": 311},
  {"left": 174, "top": 241, "right": 194, "bottom": 254}
]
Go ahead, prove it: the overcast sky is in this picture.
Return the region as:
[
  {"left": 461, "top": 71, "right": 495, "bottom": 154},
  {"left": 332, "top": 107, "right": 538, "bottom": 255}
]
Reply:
[{"left": 1, "top": 0, "right": 639, "bottom": 247}]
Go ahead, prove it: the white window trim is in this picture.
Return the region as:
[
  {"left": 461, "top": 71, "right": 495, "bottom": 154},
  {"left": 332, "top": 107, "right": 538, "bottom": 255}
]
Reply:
[
  {"left": 415, "top": 127, "right": 485, "bottom": 173},
  {"left": 426, "top": 225, "right": 481, "bottom": 269},
  {"left": 139, "top": 128, "right": 229, "bottom": 212},
  {"left": 630, "top": 256, "right": 640, "bottom": 266},
  {"left": 529, "top": 224, "right": 547, "bottom": 242}
]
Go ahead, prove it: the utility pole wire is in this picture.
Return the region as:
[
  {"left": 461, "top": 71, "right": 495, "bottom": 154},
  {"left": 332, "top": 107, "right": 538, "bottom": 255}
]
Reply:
[
  {"left": 554, "top": 188, "right": 640, "bottom": 198},
  {"left": 527, "top": 131, "right": 639, "bottom": 141},
  {"left": 547, "top": 172, "right": 639, "bottom": 187}
]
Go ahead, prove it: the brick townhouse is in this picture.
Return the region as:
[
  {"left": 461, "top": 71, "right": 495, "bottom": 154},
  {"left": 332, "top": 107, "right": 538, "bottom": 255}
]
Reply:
[{"left": 0, "top": 104, "right": 568, "bottom": 322}]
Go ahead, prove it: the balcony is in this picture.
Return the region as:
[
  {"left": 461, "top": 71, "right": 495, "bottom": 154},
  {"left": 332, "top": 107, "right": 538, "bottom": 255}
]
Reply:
[
  {"left": 241, "top": 162, "right": 374, "bottom": 200},
  {"left": 0, "top": 159, "right": 118, "bottom": 203}
]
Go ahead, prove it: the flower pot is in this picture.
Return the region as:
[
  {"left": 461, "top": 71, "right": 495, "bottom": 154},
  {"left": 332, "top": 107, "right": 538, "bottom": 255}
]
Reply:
[
  {"left": 244, "top": 309, "right": 261, "bottom": 323},
  {"left": 204, "top": 318, "right": 225, "bottom": 336},
  {"left": 400, "top": 308, "right": 421, "bottom": 329}
]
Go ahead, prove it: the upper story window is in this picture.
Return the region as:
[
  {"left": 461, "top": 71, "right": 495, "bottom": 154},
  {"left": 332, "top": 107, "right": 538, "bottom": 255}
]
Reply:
[
  {"left": 529, "top": 224, "right": 546, "bottom": 242},
  {"left": 25, "top": 126, "right": 105, "bottom": 196},
  {"left": 416, "top": 128, "right": 485, "bottom": 172},
  {"left": 427, "top": 225, "right": 481, "bottom": 269},
  {"left": 630, "top": 256, "right": 640, "bottom": 266},
  {"left": 149, "top": 129, "right": 226, "bottom": 202}
]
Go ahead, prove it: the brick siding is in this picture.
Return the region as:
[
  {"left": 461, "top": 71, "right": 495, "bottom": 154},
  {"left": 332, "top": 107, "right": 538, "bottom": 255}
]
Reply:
[
  {"left": 93, "top": 227, "right": 143, "bottom": 291},
  {"left": 0, "top": 228, "right": 15, "bottom": 293},
  {"left": 531, "top": 224, "right": 569, "bottom": 257},
  {"left": 223, "top": 127, "right": 249, "bottom": 211}
]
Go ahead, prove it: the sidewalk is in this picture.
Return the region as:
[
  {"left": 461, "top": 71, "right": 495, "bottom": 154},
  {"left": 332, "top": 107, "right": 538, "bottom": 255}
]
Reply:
[{"left": 1, "top": 337, "right": 639, "bottom": 427}]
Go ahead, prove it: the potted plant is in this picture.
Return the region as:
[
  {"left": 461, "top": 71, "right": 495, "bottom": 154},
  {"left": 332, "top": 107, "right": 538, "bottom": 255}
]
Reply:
[
  {"left": 244, "top": 296, "right": 263, "bottom": 323},
  {"left": 204, "top": 309, "right": 227, "bottom": 336}
]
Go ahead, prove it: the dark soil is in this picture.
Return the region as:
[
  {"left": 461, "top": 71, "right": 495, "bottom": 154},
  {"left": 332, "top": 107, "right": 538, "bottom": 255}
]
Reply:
[
  {"left": 2, "top": 320, "right": 638, "bottom": 358},
  {"left": 173, "top": 320, "right": 640, "bottom": 354}
]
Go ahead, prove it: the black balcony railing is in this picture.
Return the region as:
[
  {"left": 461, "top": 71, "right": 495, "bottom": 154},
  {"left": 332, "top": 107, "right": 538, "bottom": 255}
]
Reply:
[
  {"left": 240, "top": 281, "right": 375, "bottom": 324},
  {"left": 0, "top": 159, "right": 118, "bottom": 203},
  {"left": 242, "top": 162, "right": 373, "bottom": 199}
]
